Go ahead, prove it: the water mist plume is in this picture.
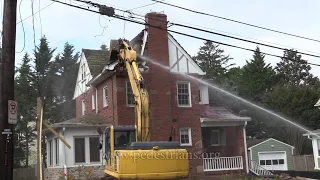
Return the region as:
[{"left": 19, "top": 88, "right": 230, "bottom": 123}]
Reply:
[{"left": 137, "top": 54, "right": 320, "bottom": 138}]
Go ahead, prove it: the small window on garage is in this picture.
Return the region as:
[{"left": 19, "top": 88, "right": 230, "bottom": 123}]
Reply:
[
  {"left": 266, "top": 160, "right": 272, "bottom": 165},
  {"left": 272, "top": 159, "right": 279, "bottom": 165},
  {"left": 279, "top": 159, "right": 284, "bottom": 164},
  {"left": 260, "top": 160, "right": 265, "bottom": 165}
]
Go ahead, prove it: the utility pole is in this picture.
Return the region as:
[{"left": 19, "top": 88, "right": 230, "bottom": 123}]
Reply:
[
  {"left": 0, "top": 0, "right": 18, "bottom": 179},
  {"left": 36, "top": 97, "right": 43, "bottom": 180}
]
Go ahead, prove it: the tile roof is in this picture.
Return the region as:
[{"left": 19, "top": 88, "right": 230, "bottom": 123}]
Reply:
[
  {"left": 201, "top": 106, "right": 251, "bottom": 121},
  {"left": 82, "top": 49, "right": 112, "bottom": 77}
]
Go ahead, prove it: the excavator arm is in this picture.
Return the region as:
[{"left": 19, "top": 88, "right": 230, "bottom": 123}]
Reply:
[
  {"left": 103, "top": 39, "right": 189, "bottom": 179},
  {"left": 109, "top": 39, "right": 150, "bottom": 142}
]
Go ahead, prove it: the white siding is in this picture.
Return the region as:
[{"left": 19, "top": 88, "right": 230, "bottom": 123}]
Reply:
[
  {"left": 46, "top": 127, "right": 105, "bottom": 168},
  {"left": 168, "top": 35, "right": 205, "bottom": 75},
  {"left": 73, "top": 53, "right": 93, "bottom": 99},
  {"left": 64, "top": 127, "right": 104, "bottom": 167}
]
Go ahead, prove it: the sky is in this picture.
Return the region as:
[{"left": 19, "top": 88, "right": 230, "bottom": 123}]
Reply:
[{"left": 8, "top": 0, "right": 320, "bottom": 77}]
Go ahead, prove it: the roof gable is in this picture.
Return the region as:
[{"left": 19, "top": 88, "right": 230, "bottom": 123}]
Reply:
[
  {"left": 167, "top": 33, "right": 205, "bottom": 75},
  {"left": 130, "top": 29, "right": 205, "bottom": 75},
  {"left": 248, "top": 138, "right": 294, "bottom": 150}
]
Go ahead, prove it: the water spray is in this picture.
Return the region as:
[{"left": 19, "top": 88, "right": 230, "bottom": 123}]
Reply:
[{"left": 137, "top": 54, "right": 320, "bottom": 139}]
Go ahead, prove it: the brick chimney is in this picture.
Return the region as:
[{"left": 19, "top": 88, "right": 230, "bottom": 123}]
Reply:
[
  {"left": 144, "top": 12, "right": 171, "bottom": 141},
  {"left": 145, "top": 12, "right": 170, "bottom": 67}
]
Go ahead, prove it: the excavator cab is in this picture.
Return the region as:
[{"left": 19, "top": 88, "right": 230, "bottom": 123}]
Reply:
[{"left": 103, "top": 125, "right": 189, "bottom": 179}]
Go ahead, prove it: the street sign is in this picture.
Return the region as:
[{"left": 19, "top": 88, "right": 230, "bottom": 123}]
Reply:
[{"left": 8, "top": 100, "right": 17, "bottom": 124}]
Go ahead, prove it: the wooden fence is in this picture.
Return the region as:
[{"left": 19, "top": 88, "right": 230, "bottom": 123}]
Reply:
[
  {"left": 293, "top": 155, "right": 315, "bottom": 171},
  {"left": 13, "top": 167, "right": 36, "bottom": 180}
]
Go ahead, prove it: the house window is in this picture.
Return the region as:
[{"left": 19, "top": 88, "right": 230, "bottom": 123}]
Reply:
[
  {"left": 103, "top": 86, "right": 108, "bottom": 107},
  {"left": 211, "top": 130, "right": 220, "bottom": 146},
  {"left": 74, "top": 137, "right": 86, "bottom": 163},
  {"left": 180, "top": 128, "right": 192, "bottom": 146},
  {"left": 89, "top": 137, "right": 100, "bottom": 162},
  {"left": 92, "top": 94, "right": 95, "bottom": 110},
  {"left": 177, "top": 82, "right": 191, "bottom": 107},
  {"left": 48, "top": 140, "right": 53, "bottom": 166},
  {"left": 82, "top": 100, "right": 86, "bottom": 115},
  {"left": 126, "top": 81, "right": 135, "bottom": 106},
  {"left": 55, "top": 138, "right": 59, "bottom": 165}
]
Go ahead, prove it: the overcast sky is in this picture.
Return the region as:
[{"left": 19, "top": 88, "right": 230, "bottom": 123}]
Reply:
[{"left": 9, "top": 0, "right": 320, "bottom": 77}]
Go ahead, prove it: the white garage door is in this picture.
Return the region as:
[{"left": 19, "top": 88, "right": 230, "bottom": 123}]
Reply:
[{"left": 258, "top": 152, "right": 287, "bottom": 171}]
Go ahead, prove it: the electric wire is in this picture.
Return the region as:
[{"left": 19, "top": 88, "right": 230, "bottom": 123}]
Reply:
[
  {"left": 71, "top": 0, "right": 320, "bottom": 59},
  {"left": 150, "top": 0, "right": 320, "bottom": 43},
  {"left": 89, "top": 0, "right": 320, "bottom": 56},
  {"left": 16, "top": 2, "right": 54, "bottom": 25},
  {"left": 50, "top": 0, "right": 320, "bottom": 67},
  {"left": 16, "top": 0, "right": 26, "bottom": 53}
]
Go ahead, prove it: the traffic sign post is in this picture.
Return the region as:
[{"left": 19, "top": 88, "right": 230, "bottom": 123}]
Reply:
[{"left": 8, "top": 100, "right": 17, "bottom": 124}]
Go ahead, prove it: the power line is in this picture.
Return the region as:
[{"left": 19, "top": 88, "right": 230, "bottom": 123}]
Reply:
[
  {"left": 72, "top": 0, "right": 320, "bottom": 59},
  {"left": 16, "top": 2, "right": 54, "bottom": 25},
  {"left": 168, "top": 22, "right": 320, "bottom": 59},
  {"left": 150, "top": 0, "right": 320, "bottom": 43},
  {"left": 88, "top": 0, "right": 320, "bottom": 56},
  {"left": 50, "top": 0, "right": 320, "bottom": 67}
]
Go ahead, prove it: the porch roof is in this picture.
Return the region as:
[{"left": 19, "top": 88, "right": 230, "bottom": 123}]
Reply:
[
  {"left": 43, "top": 114, "right": 110, "bottom": 135},
  {"left": 303, "top": 129, "right": 320, "bottom": 137},
  {"left": 200, "top": 106, "right": 251, "bottom": 122}
]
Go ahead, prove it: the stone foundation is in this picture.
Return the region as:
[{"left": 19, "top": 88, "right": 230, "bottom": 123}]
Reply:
[{"left": 44, "top": 165, "right": 105, "bottom": 180}]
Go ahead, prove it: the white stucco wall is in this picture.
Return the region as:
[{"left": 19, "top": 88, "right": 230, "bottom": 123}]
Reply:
[
  {"left": 168, "top": 35, "right": 205, "bottom": 75},
  {"left": 46, "top": 127, "right": 106, "bottom": 168},
  {"left": 73, "top": 53, "right": 93, "bottom": 99}
]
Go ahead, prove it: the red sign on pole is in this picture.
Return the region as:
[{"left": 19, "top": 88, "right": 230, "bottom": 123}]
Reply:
[{"left": 8, "top": 100, "right": 17, "bottom": 124}]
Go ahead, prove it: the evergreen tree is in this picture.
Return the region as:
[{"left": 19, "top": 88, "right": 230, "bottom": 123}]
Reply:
[
  {"left": 53, "top": 42, "right": 79, "bottom": 121},
  {"left": 238, "top": 46, "right": 277, "bottom": 101},
  {"left": 276, "top": 49, "right": 315, "bottom": 86},
  {"left": 30, "top": 36, "right": 57, "bottom": 167},
  {"left": 14, "top": 53, "right": 37, "bottom": 167},
  {"left": 193, "top": 41, "right": 234, "bottom": 84}
]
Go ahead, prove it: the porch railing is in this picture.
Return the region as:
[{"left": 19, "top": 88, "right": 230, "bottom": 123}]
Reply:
[
  {"left": 249, "top": 160, "right": 273, "bottom": 177},
  {"left": 203, "top": 156, "right": 243, "bottom": 171}
]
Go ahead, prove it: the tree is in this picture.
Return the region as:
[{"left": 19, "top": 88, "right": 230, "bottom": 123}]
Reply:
[
  {"left": 193, "top": 41, "right": 234, "bottom": 84},
  {"left": 262, "top": 85, "right": 320, "bottom": 154},
  {"left": 237, "top": 46, "right": 277, "bottom": 101},
  {"left": 14, "top": 53, "right": 37, "bottom": 167},
  {"left": 276, "top": 49, "right": 315, "bottom": 86},
  {"left": 100, "top": 44, "right": 108, "bottom": 50},
  {"left": 30, "top": 36, "right": 57, "bottom": 167},
  {"left": 53, "top": 42, "right": 79, "bottom": 121}
]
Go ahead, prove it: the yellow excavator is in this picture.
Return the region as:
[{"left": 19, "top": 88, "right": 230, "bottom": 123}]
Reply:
[{"left": 100, "top": 39, "right": 189, "bottom": 179}]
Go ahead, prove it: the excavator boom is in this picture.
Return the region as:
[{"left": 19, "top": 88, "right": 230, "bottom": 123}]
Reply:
[
  {"left": 110, "top": 39, "right": 150, "bottom": 142},
  {"left": 102, "top": 39, "right": 189, "bottom": 179}
]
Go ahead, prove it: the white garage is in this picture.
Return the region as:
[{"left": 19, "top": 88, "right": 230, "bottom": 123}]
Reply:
[
  {"left": 258, "top": 152, "right": 287, "bottom": 170},
  {"left": 247, "top": 138, "right": 295, "bottom": 171}
]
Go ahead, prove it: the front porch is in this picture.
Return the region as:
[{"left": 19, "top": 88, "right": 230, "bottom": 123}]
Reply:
[{"left": 200, "top": 106, "right": 251, "bottom": 173}]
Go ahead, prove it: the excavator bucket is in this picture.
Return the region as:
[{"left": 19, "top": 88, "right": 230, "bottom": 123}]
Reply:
[{"left": 109, "top": 39, "right": 120, "bottom": 62}]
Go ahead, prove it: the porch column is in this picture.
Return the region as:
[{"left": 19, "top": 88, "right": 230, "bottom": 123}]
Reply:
[
  {"left": 312, "top": 138, "right": 319, "bottom": 169},
  {"left": 243, "top": 122, "right": 249, "bottom": 173}
]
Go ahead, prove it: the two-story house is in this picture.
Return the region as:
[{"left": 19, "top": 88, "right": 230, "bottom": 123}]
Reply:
[{"left": 44, "top": 12, "right": 251, "bottom": 180}]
